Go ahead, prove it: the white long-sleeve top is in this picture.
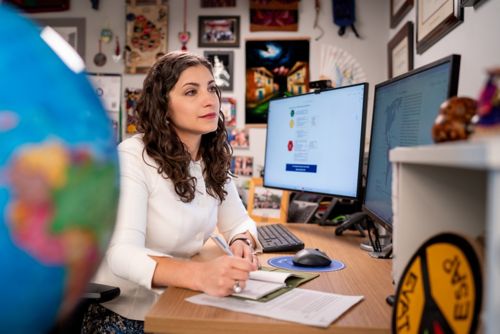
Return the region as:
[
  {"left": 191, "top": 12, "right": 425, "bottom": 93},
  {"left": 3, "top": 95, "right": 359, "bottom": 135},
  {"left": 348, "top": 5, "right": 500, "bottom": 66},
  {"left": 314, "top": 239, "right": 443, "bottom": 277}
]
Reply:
[{"left": 93, "top": 134, "right": 258, "bottom": 320}]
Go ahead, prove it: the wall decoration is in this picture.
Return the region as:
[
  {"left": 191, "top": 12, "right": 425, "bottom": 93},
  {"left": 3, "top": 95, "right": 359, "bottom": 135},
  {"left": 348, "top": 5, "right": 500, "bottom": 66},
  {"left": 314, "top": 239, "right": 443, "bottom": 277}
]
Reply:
[
  {"left": 318, "top": 44, "right": 366, "bottom": 88},
  {"left": 35, "top": 18, "right": 86, "bottom": 58},
  {"left": 249, "top": 0, "right": 299, "bottom": 32},
  {"left": 245, "top": 39, "right": 309, "bottom": 125},
  {"left": 4, "top": 0, "right": 69, "bottom": 12},
  {"left": 388, "top": 22, "right": 414, "bottom": 78},
  {"left": 201, "top": 0, "right": 236, "bottom": 7},
  {"left": 221, "top": 97, "right": 237, "bottom": 127},
  {"left": 390, "top": 0, "right": 414, "bottom": 28},
  {"left": 230, "top": 156, "right": 253, "bottom": 176},
  {"left": 125, "top": 0, "right": 168, "bottom": 74},
  {"left": 228, "top": 128, "right": 249, "bottom": 149},
  {"left": 88, "top": 73, "right": 122, "bottom": 142},
  {"left": 247, "top": 177, "right": 289, "bottom": 223},
  {"left": 416, "top": 0, "right": 463, "bottom": 54},
  {"left": 124, "top": 88, "right": 142, "bottom": 135},
  {"left": 198, "top": 16, "right": 240, "bottom": 48},
  {"left": 204, "top": 51, "right": 234, "bottom": 91}
]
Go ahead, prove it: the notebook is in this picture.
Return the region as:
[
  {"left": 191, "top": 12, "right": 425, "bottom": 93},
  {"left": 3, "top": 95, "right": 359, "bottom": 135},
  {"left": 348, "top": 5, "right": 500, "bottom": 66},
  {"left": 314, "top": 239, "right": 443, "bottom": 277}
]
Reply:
[{"left": 232, "top": 267, "right": 319, "bottom": 301}]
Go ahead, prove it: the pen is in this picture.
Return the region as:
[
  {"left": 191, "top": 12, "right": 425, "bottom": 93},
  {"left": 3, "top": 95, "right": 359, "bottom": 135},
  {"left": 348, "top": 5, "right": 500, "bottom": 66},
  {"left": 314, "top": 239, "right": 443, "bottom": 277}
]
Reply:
[{"left": 210, "top": 233, "right": 234, "bottom": 256}]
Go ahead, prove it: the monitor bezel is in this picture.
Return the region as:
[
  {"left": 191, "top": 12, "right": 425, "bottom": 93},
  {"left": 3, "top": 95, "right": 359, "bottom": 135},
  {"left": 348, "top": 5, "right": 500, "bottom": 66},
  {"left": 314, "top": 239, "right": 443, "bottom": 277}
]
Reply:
[
  {"left": 263, "top": 82, "right": 369, "bottom": 202},
  {"left": 362, "top": 54, "right": 461, "bottom": 232}
]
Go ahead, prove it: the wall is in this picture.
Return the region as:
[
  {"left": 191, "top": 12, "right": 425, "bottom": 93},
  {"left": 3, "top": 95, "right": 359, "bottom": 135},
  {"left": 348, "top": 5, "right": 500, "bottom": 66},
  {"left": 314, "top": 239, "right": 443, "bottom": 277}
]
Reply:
[
  {"left": 28, "top": 0, "right": 389, "bottom": 178},
  {"left": 389, "top": 0, "right": 500, "bottom": 97}
]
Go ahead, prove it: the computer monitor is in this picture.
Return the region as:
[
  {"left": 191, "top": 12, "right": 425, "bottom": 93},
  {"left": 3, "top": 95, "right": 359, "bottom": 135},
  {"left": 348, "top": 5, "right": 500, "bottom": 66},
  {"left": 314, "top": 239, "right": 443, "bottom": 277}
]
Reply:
[
  {"left": 263, "top": 83, "right": 368, "bottom": 203},
  {"left": 363, "top": 54, "right": 460, "bottom": 232}
]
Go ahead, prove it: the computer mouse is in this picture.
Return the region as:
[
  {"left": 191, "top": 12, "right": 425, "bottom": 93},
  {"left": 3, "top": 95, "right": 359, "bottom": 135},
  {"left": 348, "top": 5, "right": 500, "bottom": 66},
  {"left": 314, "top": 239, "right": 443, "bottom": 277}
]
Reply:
[{"left": 292, "top": 248, "right": 332, "bottom": 267}]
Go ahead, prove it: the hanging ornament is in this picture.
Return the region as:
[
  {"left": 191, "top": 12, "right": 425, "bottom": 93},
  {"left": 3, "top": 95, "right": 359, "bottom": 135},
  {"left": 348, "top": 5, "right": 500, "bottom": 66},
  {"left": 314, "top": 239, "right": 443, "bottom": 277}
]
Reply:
[
  {"left": 112, "top": 36, "right": 122, "bottom": 63},
  {"left": 314, "top": 0, "right": 324, "bottom": 41},
  {"left": 332, "top": 0, "right": 360, "bottom": 38},
  {"left": 100, "top": 26, "right": 113, "bottom": 44},
  {"left": 177, "top": 0, "right": 190, "bottom": 51}
]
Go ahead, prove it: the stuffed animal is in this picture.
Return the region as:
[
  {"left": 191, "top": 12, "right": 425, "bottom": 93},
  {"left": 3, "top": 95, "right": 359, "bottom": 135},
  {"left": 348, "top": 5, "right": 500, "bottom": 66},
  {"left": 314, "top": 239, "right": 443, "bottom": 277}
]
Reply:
[{"left": 432, "top": 96, "right": 477, "bottom": 143}]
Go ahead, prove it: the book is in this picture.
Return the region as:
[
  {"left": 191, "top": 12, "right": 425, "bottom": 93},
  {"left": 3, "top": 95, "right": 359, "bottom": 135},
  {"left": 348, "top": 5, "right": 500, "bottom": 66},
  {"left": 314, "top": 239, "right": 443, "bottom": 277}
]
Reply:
[{"left": 231, "top": 268, "right": 318, "bottom": 301}]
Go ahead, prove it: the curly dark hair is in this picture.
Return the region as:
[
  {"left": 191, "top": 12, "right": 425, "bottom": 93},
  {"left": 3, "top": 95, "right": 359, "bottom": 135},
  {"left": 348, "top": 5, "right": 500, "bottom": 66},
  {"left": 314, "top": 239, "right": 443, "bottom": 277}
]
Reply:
[{"left": 136, "top": 51, "right": 233, "bottom": 203}]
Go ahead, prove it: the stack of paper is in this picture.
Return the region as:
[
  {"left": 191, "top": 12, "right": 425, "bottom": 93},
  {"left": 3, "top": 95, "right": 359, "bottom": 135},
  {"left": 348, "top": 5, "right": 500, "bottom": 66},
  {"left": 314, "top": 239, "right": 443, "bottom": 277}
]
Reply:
[{"left": 187, "top": 288, "right": 363, "bottom": 328}]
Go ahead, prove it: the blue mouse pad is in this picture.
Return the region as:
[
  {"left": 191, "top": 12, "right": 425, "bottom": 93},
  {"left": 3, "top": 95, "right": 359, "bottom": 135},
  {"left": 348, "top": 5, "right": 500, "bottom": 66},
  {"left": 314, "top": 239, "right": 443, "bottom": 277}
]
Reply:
[{"left": 267, "top": 256, "right": 345, "bottom": 272}]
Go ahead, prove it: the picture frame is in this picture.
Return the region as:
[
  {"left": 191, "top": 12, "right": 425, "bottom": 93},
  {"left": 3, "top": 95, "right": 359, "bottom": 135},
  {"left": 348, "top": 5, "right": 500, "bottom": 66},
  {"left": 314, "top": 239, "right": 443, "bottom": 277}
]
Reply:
[
  {"left": 249, "top": 0, "right": 299, "bottom": 32},
  {"left": 198, "top": 16, "right": 240, "bottom": 48},
  {"left": 228, "top": 128, "right": 249, "bottom": 149},
  {"left": 35, "top": 18, "right": 86, "bottom": 58},
  {"left": 204, "top": 51, "right": 234, "bottom": 91},
  {"left": 416, "top": 0, "right": 463, "bottom": 54},
  {"left": 390, "top": 0, "right": 414, "bottom": 28},
  {"left": 230, "top": 155, "right": 253, "bottom": 176},
  {"left": 247, "top": 178, "right": 289, "bottom": 224},
  {"left": 200, "top": 0, "right": 235, "bottom": 7},
  {"left": 245, "top": 39, "right": 309, "bottom": 126},
  {"left": 221, "top": 97, "right": 237, "bottom": 127},
  {"left": 388, "top": 22, "right": 414, "bottom": 78}
]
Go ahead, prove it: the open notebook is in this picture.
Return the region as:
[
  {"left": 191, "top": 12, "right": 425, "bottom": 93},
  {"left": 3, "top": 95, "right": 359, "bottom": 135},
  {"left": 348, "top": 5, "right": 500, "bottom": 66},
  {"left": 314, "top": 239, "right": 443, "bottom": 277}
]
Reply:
[{"left": 232, "top": 268, "right": 318, "bottom": 301}]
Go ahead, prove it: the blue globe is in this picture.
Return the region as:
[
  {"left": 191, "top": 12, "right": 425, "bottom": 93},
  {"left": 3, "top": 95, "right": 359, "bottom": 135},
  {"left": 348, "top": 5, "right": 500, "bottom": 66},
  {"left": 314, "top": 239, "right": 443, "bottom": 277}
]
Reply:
[{"left": 0, "top": 5, "right": 119, "bottom": 333}]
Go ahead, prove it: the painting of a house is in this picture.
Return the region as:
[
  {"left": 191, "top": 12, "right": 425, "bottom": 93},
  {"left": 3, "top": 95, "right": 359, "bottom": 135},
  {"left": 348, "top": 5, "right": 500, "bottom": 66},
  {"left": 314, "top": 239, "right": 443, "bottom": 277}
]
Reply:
[{"left": 245, "top": 39, "right": 309, "bottom": 125}]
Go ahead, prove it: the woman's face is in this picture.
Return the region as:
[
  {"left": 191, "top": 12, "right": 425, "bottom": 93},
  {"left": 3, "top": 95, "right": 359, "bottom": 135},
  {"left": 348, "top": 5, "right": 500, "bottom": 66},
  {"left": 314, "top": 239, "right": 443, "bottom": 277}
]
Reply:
[{"left": 168, "top": 65, "right": 220, "bottom": 141}]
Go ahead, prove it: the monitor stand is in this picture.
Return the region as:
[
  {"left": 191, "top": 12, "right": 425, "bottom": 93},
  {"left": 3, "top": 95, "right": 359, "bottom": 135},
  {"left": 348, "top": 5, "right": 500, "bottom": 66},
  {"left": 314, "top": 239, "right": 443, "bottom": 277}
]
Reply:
[{"left": 317, "top": 197, "right": 339, "bottom": 225}]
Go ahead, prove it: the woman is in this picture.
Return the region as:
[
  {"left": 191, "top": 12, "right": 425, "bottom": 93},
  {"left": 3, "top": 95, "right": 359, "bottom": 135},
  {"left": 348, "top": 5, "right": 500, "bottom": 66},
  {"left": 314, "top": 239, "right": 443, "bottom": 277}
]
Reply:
[{"left": 83, "top": 51, "right": 259, "bottom": 333}]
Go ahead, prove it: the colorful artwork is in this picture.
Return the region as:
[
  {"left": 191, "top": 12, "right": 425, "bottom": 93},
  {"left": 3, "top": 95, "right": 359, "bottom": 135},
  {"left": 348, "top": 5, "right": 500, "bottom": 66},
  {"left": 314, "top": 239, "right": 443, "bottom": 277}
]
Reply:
[
  {"left": 221, "top": 97, "right": 237, "bottom": 127},
  {"left": 230, "top": 156, "right": 253, "bottom": 176},
  {"left": 125, "top": 0, "right": 168, "bottom": 74},
  {"left": 250, "top": 0, "right": 299, "bottom": 32},
  {"left": 245, "top": 39, "right": 309, "bottom": 125},
  {"left": 228, "top": 128, "right": 249, "bottom": 149},
  {"left": 125, "top": 88, "right": 142, "bottom": 134}
]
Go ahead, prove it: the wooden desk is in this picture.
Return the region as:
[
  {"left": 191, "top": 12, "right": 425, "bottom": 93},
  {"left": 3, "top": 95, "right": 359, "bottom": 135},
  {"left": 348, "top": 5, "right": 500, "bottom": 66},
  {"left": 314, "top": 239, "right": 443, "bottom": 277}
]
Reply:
[{"left": 145, "top": 224, "right": 394, "bottom": 334}]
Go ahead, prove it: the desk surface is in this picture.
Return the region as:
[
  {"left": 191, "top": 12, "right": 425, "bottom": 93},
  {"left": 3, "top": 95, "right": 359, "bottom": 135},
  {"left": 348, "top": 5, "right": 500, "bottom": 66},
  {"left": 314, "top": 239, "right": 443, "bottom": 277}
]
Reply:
[{"left": 145, "top": 224, "right": 394, "bottom": 334}]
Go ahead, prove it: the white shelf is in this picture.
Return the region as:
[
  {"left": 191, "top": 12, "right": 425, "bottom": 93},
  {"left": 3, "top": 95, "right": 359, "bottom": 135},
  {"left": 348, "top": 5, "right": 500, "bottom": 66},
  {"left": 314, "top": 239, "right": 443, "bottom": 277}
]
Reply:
[
  {"left": 390, "top": 137, "right": 500, "bottom": 169},
  {"left": 390, "top": 137, "right": 500, "bottom": 334}
]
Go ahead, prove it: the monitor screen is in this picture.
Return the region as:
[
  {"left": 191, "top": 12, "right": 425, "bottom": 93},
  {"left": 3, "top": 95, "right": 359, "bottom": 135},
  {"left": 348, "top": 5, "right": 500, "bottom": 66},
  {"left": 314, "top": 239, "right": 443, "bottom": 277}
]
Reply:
[
  {"left": 364, "top": 54, "right": 460, "bottom": 231},
  {"left": 263, "top": 83, "right": 368, "bottom": 200}
]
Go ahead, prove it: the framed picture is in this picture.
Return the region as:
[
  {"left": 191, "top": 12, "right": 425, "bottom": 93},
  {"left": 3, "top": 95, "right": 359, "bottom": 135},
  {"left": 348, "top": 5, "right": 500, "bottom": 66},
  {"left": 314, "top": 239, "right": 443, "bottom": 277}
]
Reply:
[
  {"left": 246, "top": 39, "right": 309, "bottom": 125},
  {"left": 4, "top": 0, "right": 69, "bottom": 13},
  {"left": 388, "top": 22, "right": 414, "bottom": 78},
  {"left": 35, "top": 18, "right": 86, "bottom": 58},
  {"left": 247, "top": 178, "right": 289, "bottom": 223},
  {"left": 250, "top": 0, "right": 299, "bottom": 32},
  {"left": 416, "top": 0, "right": 463, "bottom": 54},
  {"left": 125, "top": 0, "right": 168, "bottom": 74},
  {"left": 390, "top": 0, "right": 414, "bottom": 28},
  {"left": 201, "top": 0, "right": 235, "bottom": 7},
  {"left": 221, "top": 97, "right": 237, "bottom": 127},
  {"left": 124, "top": 88, "right": 142, "bottom": 135},
  {"left": 228, "top": 128, "right": 249, "bottom": 149},
  {"left": 204, "top": 51, "right": 234, "bottom": 91},
  {"left": 198, "top": 16, "right": 240, "bottom": 48},
  {"left": 230, "top": 155, "right": 253, "bottom": 176}
]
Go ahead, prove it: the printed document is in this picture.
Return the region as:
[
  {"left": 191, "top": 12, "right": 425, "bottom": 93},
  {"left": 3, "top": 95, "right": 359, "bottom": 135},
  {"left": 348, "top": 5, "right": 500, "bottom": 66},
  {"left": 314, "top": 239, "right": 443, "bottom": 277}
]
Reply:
[{"left": 187, "top": 288, "right": 363, "bottom": 328}]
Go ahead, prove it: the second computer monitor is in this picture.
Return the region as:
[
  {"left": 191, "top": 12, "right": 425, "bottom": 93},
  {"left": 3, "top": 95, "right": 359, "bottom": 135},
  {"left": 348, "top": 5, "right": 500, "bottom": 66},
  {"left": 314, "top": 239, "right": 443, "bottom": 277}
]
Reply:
[
  {"left": 364, "top": 54, "right": 461, "bottom": 231},
  {"left": 264, "top": 83, "right": 368, "bottom": 201}
]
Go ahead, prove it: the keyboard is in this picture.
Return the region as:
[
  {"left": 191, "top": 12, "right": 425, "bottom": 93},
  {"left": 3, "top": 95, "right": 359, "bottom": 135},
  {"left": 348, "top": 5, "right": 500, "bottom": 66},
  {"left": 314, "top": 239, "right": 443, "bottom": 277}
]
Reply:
[
  {"left": 257, "top": 224, "right": 305, "bottom": 253},
  {"left": 287, "top": 200, "right": 319, "bottom": 223}
]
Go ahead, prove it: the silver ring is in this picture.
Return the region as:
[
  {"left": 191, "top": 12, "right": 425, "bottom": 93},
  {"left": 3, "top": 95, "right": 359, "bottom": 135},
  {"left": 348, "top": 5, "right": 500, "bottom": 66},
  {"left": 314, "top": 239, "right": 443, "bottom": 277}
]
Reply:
[{"left": 232, "top": 280, "right": 242, "bottom": 293}]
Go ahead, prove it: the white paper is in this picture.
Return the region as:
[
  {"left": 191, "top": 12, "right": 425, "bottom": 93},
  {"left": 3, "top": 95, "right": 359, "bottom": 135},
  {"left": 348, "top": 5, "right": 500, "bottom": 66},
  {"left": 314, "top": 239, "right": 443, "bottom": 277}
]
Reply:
[
  {"left": 187, "top": 288, "right": 364, "bottom": 328},
  {"left": 231, "top": 270, "right": 296, "bottom": 300}
]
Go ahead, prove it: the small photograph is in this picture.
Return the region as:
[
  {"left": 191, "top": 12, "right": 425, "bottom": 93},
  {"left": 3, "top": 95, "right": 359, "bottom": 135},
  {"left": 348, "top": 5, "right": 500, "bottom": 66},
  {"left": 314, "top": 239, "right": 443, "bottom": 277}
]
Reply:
[
  {"left": 125, "top": 88, "right": 142, "bottom": 134},
  {"left": 230, "top": 155, "right": 253, "bottom": 176},
  {"left": 204, "top": 51, "right": 233, "bottom": 91},
  {"left": 198, "top": 16, "right": 240, "bottom": 47},
  {"left": 247, "top": 177, "right": 289, "bottom": 223},
  {"left": 228, "top": 128, "right": 249, "bottom": 149},
  {"left": 221, "top": 97, "right": 236, "bottom": 127}
]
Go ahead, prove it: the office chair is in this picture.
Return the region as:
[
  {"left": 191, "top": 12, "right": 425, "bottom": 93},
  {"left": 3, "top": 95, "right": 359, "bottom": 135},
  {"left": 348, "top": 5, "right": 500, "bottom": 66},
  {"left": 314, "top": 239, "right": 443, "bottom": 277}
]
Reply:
[{"left": 49, "top": 283, "right": 120, "bottom": 334}]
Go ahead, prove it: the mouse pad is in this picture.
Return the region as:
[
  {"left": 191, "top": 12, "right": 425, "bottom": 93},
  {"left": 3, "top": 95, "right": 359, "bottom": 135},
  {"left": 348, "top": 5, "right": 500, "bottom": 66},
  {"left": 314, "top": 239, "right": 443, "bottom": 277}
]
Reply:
[{"left": 267, "top": 256, "right": 345, "bottom": 272}]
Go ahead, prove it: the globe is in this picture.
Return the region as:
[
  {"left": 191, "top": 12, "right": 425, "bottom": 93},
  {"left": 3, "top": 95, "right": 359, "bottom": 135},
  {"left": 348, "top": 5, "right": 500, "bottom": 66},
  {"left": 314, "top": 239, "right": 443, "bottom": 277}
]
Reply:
[{"left": 0, "top": 5, "right": 119, "bottom": 333}]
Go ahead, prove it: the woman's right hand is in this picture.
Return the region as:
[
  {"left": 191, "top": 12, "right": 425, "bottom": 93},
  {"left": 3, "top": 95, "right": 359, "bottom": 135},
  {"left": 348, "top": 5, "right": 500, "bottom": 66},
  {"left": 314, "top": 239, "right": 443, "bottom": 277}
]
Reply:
[{"left": 195, "top": 255, "right": 257, "bottom": 297}]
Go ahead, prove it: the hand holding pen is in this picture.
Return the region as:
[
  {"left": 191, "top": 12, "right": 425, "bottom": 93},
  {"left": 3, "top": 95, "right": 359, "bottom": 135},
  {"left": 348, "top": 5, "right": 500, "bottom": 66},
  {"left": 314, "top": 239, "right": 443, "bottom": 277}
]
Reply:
[{"left": 210, "top": 234, "right": 257, "bottom": 293}]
